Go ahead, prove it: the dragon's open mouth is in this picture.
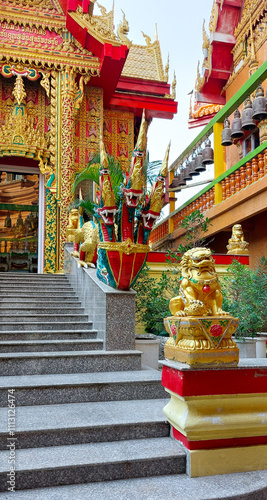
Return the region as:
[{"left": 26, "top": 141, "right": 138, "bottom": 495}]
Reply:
[
  {"left": 123, "top": 188, "right": 143, "bottom": 207},
  {"left": 141, "top": 211, "right": 159, "bottom": 230},
  {"left": 97, "top": 206, "right": 117, "bottom": 225}
]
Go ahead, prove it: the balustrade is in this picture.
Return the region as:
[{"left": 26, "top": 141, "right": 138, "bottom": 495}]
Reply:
[{"left": 150, "top": 147, "right": 267, "bottom": 244}]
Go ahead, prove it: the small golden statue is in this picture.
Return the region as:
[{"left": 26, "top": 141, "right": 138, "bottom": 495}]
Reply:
[
  {"left": 227, "top": 224, "right": 249, "bottom": 255},
  {"left": 66, "top": 208, "right": 79, "bottom": 243},
  {"left": 164, "top": 247, "right": 239, "bottom": 366}
]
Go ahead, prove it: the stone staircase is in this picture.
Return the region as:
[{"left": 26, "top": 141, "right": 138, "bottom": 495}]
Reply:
[
  {"left": 1, "top": 272, "right": 267, "bottom": 499},
  {"left": 0, "top": 272, "right": 185, "bottom": 494}
]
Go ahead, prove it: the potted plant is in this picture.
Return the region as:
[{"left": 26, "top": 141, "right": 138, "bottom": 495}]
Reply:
[{"left": 221, "top": 257, "right": 267, "bottom": 358}]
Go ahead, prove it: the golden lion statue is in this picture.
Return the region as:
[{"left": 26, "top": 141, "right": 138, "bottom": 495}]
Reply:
[
  {"left": 66, "top": 208, "right": 79, "bottom": 243},
  {"left": 169, "top": 247, "right": 229, "bottom": 317},
  {"left": 227, "top": 224, "right": 249, "bottom": 255},
  {"left": 72, "top": 221, "right": 100, "bottom": 268}
]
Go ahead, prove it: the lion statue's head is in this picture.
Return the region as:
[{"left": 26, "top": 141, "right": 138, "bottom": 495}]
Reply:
[{"left": 180, "top": 247, "right": 216, "bottom": 282}]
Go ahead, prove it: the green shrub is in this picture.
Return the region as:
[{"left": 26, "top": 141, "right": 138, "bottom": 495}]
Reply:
[{"left": 220, "top": 257, "right": 267, "bottom": 338}]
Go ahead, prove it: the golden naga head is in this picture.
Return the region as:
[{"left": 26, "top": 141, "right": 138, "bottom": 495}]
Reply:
[
  {"left": 97, "top": 136, "right": 117, "bottom": 225},
  {"left": 123, "top": 111, "right": 147, "bottom": 207},
  {"left": 140, "top": 142, "right": 170, "bottom": 230}
]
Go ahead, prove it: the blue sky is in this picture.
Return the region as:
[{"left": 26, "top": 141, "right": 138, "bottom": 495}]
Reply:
[{"left": 95, "top": 0, "right": 214, "bottom": 167}]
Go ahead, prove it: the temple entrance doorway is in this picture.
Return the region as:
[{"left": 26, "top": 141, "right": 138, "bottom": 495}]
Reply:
[{"left": 0, "top": 162, "right": 45, "bottom": 273}]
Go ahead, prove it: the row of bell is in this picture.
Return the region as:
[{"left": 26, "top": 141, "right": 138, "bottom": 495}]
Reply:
[
  {"left": 221, "top": 85, "right": 267, "bottom": 146},
  {"left": 170, "top": 139, "right": 214, "bottom": 189}
]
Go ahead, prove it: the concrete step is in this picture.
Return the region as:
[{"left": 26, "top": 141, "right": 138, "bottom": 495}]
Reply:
[
  {"left": 0, "top": 297, "right": 80, "bottom": 303},
  {"left": 2, "top": 470, "right": 266, "bottom": 499},
  {"left": 0, "top": 338, "right": 103, "bottom": 353},
  {"left": 0, "top": 284, "right": 75, "bottom": 291},
  {"left": 0, "top": 398, "right": 170, "bottom": 450},
  {"left": 0, "top": 278, "right": 69, "bottom": 285},
  {"left": 0, "top": 329, "right": 98, "bottom": 341},
  {"left": 0, "top": 369, "right": 167, "bottom": 406},
  {"left": 0, "top": 304, "right": 82, "bottom": 311},
  {"left": 0, "top": 313, "right": 88, "bottom": 323},
  {"left": 0, "top": 437, "right": 185, "bottom": 491},
  {"left": 0, "top": 274, "right": 68, "bottom": 282},
  {"left": 0, "top": 350, "right": 141, "bottom": 376},
  {"left": 0, "top": 321, "right": 92, "bottom": 331},
  {"left": 1, "top": 291, "right": 77, "bottom": 298}
]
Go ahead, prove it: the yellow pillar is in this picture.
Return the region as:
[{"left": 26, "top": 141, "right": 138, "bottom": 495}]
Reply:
[
  {"left": 168, "top": 171, "right": 175, "bottom": 234},
  {"left": 213, "top": 122, "right": 225, "bottom": 204}
]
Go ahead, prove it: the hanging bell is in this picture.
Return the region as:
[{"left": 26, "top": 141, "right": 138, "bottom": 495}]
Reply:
[
  {"left": 221, "top": 117, "right": 233, "bottom": 146},
  {"left": 182, "top": 160, "right": 193, "bottom": 181},
  {"left": 252, "top": 85, "right": 267, "bottom": 122},
  {"left": 230, "top": 109, "right": 244, "bottom": 139},
  {"left": 194, "top": 148, "right": 206, "bottom": 172},
  {"left": 189, "top": 151, "right": 200, "bottom": 176},
  {"left": 202, "top": 138, "right": 214, "bottom": 165},
  {"left": 241, "top": 98, "right": 257, "bottom": 131}
]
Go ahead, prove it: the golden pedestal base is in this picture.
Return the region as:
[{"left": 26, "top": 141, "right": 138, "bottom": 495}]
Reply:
[{"left": 164, "top": 316, "right": 239, "bottom": 367}]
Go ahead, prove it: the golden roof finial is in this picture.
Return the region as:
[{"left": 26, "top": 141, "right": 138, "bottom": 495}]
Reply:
[
  {"left": 160, "top": 141, "right": 171, "bottom": 177},
  {"left": 155, "top": 23, "right": 158, "bottom": 41},
  {"left": 135, "top": 109, "right": 147, "bottom": 151},
  {"left": 12, "top": 75, "right": 26, "bottom": 106},
  {"left": 100, "top": 135, "right": 108, "bottom": 169},
  {"left": 202, "top": 20, "right": 210, "bottom": 50},
  {"left": 141, "top": 31, "right": 152, "bottom": 47}
]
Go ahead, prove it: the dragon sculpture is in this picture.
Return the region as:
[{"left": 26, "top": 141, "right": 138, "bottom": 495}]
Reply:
[{"left": 73, "top": 110, "right": 169, "bottom": 289}]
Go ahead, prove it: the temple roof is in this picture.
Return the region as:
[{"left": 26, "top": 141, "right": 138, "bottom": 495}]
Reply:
[
  {"left": 122, "top": 41, "right": 166, "bottom": 82},
  {"left": 189, "top": 0, "right": 267, "bottom": 128},
  {"left": 0, "top": 0, "right": 177, "bottom": 119}
]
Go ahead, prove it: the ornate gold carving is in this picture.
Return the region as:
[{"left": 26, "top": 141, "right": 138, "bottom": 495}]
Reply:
[
  {"left": 117, "top": 10, "right": 132, "bottom": 48},
  {"left": 229, "top": 1, "right": 267, "bottom": 84},
  {"left": 44, "top": 188, "right": 57, "bottom": 273},
  {"left": 40, "top": 71, "right": 50, "bottom": 97},
  {"left": 164, "top": 54, "right": 169, "bottom": 82},
  {"left": 12, "top": 74, "right": 26, "bottom": 105},
  {"left": 2, "top": 0, "right": 61, "bottom": 14},
  {"left": 171, "top": 71, "right": 176, "bottom": 99},
  {"left": 59, "top": 69, "right": 75, "bottom": 270},
  {"left": 98, "top": 238, "right": 150, "bottom": 255},
  {"left": 0, "top": 74, "right": 48, "bottom": 162},
  {"left": 195, "top": 61, "right": 205, "bottom": 92},
  {"left": 164, "top": 316, "right": 239, "bottom": 366},
  {"left": 192, "top": 103, "right": 223, "bottom": 118},
  {"left": 141, "top": 31, "right": 152, "bottom": 47},
  {"left": 202, "top": 20, "right": 209, "bottom": 51},
  {"left": 209, "top": 0, "right": 218, "bottom": 33},
  {"left": 70, "top": 5, "right": 118, "bottom": 46},
  {"left": 259, "top": 119, "right": 267, "bottom": 144}
]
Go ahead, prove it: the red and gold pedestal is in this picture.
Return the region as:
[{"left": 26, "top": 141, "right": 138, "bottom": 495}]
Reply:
[
  {"left": 161, "top": 360, "right": 267, "bottom": 477},
  {"left": 164, "top": 316, "right": 239, "bottom": 367}
]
